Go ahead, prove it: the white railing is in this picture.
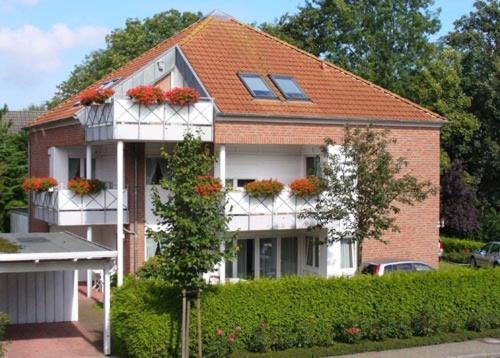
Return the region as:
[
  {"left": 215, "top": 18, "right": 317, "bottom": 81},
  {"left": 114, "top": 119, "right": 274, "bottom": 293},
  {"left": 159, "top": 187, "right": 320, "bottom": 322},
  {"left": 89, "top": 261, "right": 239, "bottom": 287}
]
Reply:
[
  {"left": 84, "top": 98, "right": 214, "bottom": 142},
  {"left": 33, "top": 188, "right": 129, "bottom": 226},
  {"left": 226, "top": 188, "right": 318, "bottom": 231}
]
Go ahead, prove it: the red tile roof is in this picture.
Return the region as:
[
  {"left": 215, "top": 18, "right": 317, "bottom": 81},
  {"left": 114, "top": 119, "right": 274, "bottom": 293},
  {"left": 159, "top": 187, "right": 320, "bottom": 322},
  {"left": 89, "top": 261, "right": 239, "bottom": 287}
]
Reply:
[{"left": 30, "top": 15, "right": 444, "bottom": 127}]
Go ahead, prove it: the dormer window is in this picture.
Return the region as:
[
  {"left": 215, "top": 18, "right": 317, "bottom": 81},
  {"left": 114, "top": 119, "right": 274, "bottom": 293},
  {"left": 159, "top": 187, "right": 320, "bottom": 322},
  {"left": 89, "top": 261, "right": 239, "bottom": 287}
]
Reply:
[
  {"left": 269, "top": 75, "right": 309, "bottom": 100},
  {"left": 238, "top": 73, "right": 277, "bottom": 99},
  {"left": 100, "top": 78, "right": 120, "bottom": 89}
]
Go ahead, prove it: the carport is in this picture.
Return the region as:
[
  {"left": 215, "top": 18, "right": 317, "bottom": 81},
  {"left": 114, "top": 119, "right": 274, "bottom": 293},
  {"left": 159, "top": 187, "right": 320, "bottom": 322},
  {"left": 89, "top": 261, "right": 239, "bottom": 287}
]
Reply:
[{"left": 0, "top": 232, "right": 116, "bottom": 355}]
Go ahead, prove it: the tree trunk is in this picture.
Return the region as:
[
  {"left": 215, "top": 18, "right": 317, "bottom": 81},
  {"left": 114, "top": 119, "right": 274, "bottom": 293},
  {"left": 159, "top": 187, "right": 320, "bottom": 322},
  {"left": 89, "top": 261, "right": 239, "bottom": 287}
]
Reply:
[
  {"left": 196, "top": 289, "right": 202, "bottom": 358},
  {"left": 181, "top": 289, "right": 187, "bottom": 358},
  {"left": 356, "top": 242, "right": 363, "bottom": 274}
]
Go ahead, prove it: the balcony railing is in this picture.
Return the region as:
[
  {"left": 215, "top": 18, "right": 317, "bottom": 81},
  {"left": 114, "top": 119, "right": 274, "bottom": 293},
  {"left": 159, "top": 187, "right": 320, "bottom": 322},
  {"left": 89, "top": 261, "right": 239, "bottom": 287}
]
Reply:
[
  {"left": 82, "top": 98, "right": 214, "bottom": 142},
  {"left": 226, "top": 188, "right": 318, "bottom": 231},
  {"left": 33, "top": 188, "right": 129, "bottom": 226}
]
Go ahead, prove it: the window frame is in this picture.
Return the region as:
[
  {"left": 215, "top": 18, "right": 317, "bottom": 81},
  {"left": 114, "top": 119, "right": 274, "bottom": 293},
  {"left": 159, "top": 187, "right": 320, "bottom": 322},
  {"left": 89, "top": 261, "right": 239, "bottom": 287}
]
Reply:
[
  {"left": 238, "top": 72, "right": 277, "bottom": 99},
  {"left": 269, "top": 74, "right": 309, "bottom": 101}
]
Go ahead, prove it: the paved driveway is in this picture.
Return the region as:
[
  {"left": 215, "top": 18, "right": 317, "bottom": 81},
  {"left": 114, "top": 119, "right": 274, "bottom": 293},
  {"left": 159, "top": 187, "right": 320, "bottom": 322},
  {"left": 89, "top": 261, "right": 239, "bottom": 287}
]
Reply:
[
  {"left": 2, "top": 290, "right": 104, "bottom": 358},
  {"left": 338, "top": 338, "right": 500, "bottom": 358}
]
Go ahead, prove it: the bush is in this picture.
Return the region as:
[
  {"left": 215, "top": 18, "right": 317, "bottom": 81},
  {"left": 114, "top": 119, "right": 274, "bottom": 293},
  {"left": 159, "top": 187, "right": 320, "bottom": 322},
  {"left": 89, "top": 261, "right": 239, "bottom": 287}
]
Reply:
[
  {"left": 0, "top": 312, "right": 9, "bottom": 358},
  {"left": 112, "top": 269, "right": 500, "bottom": 357}
]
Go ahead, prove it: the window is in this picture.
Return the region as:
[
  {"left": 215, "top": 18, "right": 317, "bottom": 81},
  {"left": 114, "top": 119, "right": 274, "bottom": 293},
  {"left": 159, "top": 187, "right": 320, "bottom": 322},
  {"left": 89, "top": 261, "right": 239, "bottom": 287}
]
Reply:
[
  {"left": 146, "top": 158, "right": 169, "bottom": 185},
  {"left": 100, "top": 78, "right": 120, "bottom": 89},
  {"left": 306, "top": 156, "right": 321, "bottom": 177},
  {"left": 414, "top": 263, "right": 433, "bottom": 272},
  {"left": 260, "top": 238, "right": 277, "bottom": 278},
  {"left": 237, "top": 239, "right": 254, "bottom": 279},
  {"left": 238, "top": 73, "right": 277, "bottom": 99},
  {"left": 68, "top": 158, "right": 81, "bottom": 179},
  {"left": 281, "top": 237, "right": 298, "bottom": 276},
  {"left": 394, "top": 263, "right": 414, "bottom": 272},
  {"left": 270, "top": 75, "right": 308, "bottom": 100},
  {"left": 340, "top": 239, "right": 354, "bottom": 269},
  {"left": 305, "top": 236, "right": 320, "bottom": 267},
  {"left": 489, "top": 243, "right": 500, "bottom": 254},
  {"left": 237, "top": 179, "right": 255, "bottom": 188}
]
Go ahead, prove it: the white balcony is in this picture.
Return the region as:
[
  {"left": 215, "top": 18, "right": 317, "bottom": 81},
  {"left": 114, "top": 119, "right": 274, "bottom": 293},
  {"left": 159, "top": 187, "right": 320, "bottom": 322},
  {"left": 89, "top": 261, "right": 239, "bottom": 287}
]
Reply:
[
  {"left": 82, "top": 98, "right": 214, "bottom": 142},
  {"left": 226, "top": 188, "right": 318, "bottom": 232},
  {"left": 33, "top": 188, "right": 129, "bottom": 226}
]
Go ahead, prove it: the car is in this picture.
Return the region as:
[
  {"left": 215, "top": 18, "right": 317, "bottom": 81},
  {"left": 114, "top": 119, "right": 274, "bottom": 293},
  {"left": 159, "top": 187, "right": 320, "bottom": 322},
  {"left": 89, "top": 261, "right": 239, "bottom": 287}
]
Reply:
[
  {"left": 470, "top": 241, "right": 500, "bottom": 268},
  {"left": 362, "top": 260, "right": 435, "bottom": 276}
]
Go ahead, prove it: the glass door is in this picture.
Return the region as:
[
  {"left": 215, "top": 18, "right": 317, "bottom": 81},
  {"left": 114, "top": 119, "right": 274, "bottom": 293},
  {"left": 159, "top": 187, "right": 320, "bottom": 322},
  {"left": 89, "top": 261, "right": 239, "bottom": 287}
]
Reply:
[
  {"left": 237, "top": 239, "right": 255, "bottom": 279},
  {"left": 259, "top": 238, "right": 277, "bottom": 278},
  {"left": 281, "top": 237, "right": 298, "bottom": 276}
]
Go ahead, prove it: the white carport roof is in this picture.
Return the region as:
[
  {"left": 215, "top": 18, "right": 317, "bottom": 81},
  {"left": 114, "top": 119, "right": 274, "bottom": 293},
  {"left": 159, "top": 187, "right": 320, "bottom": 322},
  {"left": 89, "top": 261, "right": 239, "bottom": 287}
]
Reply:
[{"left": 0, "top": 232, "right": 115, "bottom": 355}]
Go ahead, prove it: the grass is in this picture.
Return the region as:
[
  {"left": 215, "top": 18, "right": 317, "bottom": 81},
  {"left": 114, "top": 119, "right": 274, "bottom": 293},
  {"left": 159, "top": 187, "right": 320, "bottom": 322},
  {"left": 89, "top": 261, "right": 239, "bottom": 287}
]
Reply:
[
  {"left": 235, "top": 328, "right": 500, "bottom": 357},
  {"left": 0, "top": 238, "right": 19, "bottom": 253}
]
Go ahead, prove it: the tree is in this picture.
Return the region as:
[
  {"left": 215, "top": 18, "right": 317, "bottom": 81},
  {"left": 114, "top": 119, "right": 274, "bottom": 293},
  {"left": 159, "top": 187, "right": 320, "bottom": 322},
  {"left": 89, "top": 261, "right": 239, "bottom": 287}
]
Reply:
[
  {"left": 261, "top": 0, "right": 440, "bottom": 97},
  {"left": 48, "top": 9, "right": 202, "bottom": 107},
  {"left": 445, "top": 0, "right": 499, "bottom": 210},
  {"left": 0, "top": 122, "right": 28, "bottom": 232},
  {"left": 149, "top": 133, "right": 234, "bottom": 357},
  {"left": 440, "top": 161, "right": 479, "bottom": 237},
  {"left": 305, "top": 126, "right": 436, "bottom": 271}
]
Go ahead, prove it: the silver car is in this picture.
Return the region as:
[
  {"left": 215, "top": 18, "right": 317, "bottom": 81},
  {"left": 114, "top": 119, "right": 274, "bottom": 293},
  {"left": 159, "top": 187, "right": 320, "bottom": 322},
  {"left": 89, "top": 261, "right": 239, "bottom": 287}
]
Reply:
[
  {"left": 362, "top": 260, "right": 434, "bottom": 276},
  {"left": 470, "top": 241, "right": 500, "bottom": 268}
]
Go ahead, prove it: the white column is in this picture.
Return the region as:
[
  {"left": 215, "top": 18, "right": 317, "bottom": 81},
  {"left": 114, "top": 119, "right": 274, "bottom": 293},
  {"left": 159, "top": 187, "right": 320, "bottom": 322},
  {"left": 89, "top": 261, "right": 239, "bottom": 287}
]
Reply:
[
  {"left": 103, "top": 266, "right": 111, "bottom": 355},
  {"left": 86, "top": 144, "right": 93, "bottom": 297},
  {"left": 71, "top": 269, "right": 79, "bottom": 321},
  {"left": 218, "top": 145, "right": 226, "bottom": 283},
  {"left": 116, "top": 141, "right": 124, "bottom": 286}
]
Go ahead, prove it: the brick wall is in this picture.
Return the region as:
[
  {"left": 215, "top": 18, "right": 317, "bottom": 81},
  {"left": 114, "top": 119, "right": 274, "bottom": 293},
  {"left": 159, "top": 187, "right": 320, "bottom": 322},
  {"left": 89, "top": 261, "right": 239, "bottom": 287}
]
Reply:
[
  {"left": 215, "top": 121, "right": 441, "bottom": 267},
  {"left": 28, "top": 123, "right": 85, "bottom": 232}
]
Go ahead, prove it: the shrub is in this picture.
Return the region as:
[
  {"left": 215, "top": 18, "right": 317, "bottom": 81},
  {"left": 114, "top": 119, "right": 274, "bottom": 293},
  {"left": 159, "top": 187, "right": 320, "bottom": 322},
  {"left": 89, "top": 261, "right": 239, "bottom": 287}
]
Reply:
[
  {"left": 442, "top": 251, "right": 470, "bottom": 264},
  {"left": 441, "top": 237, "right": 484, "bottom": 254},
  {"left": 112, "top": 269, "right": 500, "bottom": 357},
  {"left": 80, "top": 87, "right": 114, "bottom": 106},
  {"left": 127, "top": 85, "right": 166, "bottom": 105},
  {"left": 244, "top": 179, "right": 284, "bottom": 198},
  {"left": 165, "top": 87, "right": 200, "bottom": 106},
  {"left": 22, "top": 176, "right": 58, "bottom": 192},
  {"left": 67, "top": 177, "right": 105, "bottom": 195},
  {"left": 290, "top": 176, "right": 322, "bottom": 197},
  {"left": 0, "top": 312, "right": 9, "bottom": 358}
]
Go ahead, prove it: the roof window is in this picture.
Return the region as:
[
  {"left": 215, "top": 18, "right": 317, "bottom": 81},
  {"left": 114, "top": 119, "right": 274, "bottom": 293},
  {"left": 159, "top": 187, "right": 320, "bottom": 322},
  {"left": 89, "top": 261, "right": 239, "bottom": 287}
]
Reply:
[
  {"left": 238, "top": 73, "right": 277, "bottom": 99},
  {"left": 269, "top": 75, "right": 308, "bottom": 100}
]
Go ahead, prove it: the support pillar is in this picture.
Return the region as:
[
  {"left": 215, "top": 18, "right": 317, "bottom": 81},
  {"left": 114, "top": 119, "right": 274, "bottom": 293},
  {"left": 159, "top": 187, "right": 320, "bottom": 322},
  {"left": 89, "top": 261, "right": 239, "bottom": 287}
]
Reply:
[
  {"left": 219, "top": 144, "right": 226, "bottom": 283},
  {"left": 103, "top": 266, "right": 111, "bottom": 355},
  {"left": 116, "top": 141, "right": 124, "bottom": 286},
  {"left": 86, "top": 144, "right": 93, "bottom": 297}
]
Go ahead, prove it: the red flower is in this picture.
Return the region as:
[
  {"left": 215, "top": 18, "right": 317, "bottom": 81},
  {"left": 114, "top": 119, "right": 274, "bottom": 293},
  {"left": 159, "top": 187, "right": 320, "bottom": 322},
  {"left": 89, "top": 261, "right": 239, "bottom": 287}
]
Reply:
[
  {"left": 228, "top": 333, "right": 236, "bottom": 343},
  {"left": 345, "top": 327, "right": 361, "bottom": 335},
  {"left": 22, "top": 177, "right": 58, "bottom": 192},
  {"left": 67, "top": 177, "right": 105, "bottom": 195},
  {"left": 127, "top": 85, "right": 166, "bottom": 106},
  {"left": 80, "top": 87, "right": 114, "bottom": 106},
  {"left": 195, "top": 176, "right": 222, "bottom": 197},
  {"left": 244, "top": 179, "right": 284, "bottom": 197},
  {"left": 290, "top": 176, "right": 322, "bottom": 197},
  {"left": 165, "top": 87, "right": 200, "bottom": 106}
]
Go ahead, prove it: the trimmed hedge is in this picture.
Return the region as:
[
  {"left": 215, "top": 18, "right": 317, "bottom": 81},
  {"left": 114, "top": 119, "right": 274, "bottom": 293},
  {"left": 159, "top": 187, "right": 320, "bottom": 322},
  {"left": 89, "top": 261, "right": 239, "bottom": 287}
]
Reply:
[
  {"left": 441, "top": 237, "right": 485, "bottom": 264},
  {"left": 0, "top": 312, "right": 9, "bottom": 358},
  {"left": 112, "top": 269, "right": 500, "bottom": 357}
]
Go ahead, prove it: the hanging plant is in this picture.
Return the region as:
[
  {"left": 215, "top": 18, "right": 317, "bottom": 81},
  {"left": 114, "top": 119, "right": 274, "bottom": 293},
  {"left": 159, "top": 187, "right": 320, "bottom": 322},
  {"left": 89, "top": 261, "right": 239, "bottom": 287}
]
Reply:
[
  {"left": 195, "top": 176, "right": 222, "bottom": 197},
  {"left": 80, "top": 87, "right": 114, "bottom": 106},
  {"left": 165, "top": 87, "right": 200, "bottom": 106},
  {"left": 22, "top": 177, "right": 58, "bottom": 192},
  {"left": 126, "top": 85, "right": 166, "bottom": 106},
  {"left": 290, "top": 176, "right": 322, "bottom": 197},
  {"left": 67, "top": 177, "right": 105, "bottom": 195},
  {"left": 244, "top": 179, "right": 284, "bottom": 198}
]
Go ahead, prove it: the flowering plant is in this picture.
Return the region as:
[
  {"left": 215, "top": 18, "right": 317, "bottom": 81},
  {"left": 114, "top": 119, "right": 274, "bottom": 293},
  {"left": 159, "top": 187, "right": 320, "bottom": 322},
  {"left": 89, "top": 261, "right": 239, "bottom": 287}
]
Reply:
[
  {"left": 126, "top": 85, "right": 166, "bottom": 106},
  {"left": 244, "top": 179, "right": 284, "bottom": 198},
  {"left": 22, "top": 177, "right": 58, "bottom": 192},
  {"left": 67, "top": 177, "right": 105, "bottom": 195},
  {"left": 212, "top": 326, "right": 240, "bottom": 357},
  {"left": 195, "top": 176, "right": 222, "bottom": 197},
  {"left": 80, "top": 87, "right": 114, "bottom": 106},
  {"left": 290, "top": 176, "right": 322, "bottom": 197},
  {"left": 164, "top": 87, "right": 200, "bottom": 106},
  {"left": 334, "top": 323, "right": 363, "bottom": 344}
]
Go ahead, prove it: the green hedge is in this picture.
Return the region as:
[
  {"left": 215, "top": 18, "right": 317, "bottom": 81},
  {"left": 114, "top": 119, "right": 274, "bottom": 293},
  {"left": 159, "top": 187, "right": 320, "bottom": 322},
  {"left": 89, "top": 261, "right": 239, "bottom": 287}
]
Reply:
[
  {"left": 112, "top": 269, "right": 500, "bottom": 357},
  {"left": 0, "top": 312, "right": 9, "bottom": 358},
  {"left": 441, "top": 237, "right": 485, "bottom": 264}
]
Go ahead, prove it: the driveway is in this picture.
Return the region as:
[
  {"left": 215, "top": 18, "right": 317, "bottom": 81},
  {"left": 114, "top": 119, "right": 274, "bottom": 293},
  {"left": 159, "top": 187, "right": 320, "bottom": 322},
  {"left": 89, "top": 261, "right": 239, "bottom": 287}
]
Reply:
[
  {"left": 338, "top": 338, "right": 500, "bottom": 358},
  {"left": 2, "top": 289, "right": 104, "bottom": 358}
]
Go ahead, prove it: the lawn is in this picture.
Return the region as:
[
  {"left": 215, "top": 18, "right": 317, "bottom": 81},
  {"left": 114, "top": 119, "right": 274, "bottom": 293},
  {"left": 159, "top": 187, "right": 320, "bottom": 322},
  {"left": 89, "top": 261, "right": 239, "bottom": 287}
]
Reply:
[{"left": 439, "top": 260, "right": 469, "bottom": 271}]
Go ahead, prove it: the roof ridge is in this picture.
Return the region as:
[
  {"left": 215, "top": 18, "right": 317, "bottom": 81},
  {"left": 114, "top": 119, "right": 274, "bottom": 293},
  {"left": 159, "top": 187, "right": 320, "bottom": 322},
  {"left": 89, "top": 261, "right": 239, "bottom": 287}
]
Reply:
[{"left": 226, "top": 17, "right": 445, "bottom": 121}]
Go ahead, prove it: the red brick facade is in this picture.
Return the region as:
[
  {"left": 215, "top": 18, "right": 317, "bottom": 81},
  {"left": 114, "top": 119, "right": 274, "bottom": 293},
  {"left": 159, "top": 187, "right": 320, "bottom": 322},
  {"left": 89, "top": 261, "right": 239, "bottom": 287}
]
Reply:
[{"left": 215, "top": 120, "right": 441, "bottom": 267}]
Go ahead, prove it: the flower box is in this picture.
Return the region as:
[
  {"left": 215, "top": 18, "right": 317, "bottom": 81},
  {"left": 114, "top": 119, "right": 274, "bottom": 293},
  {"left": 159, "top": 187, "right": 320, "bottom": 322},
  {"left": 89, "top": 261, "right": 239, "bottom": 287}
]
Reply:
[
  {"left": 165, "top": 87, "right": 200, "bottom": 106},
  {"left": 244, "top": 179, "right": 284, "bottom": 198},
  {"left": 196, "top": 176, "right": 222, "bottom": 197},
  {"left": 80, "top": 87, "right": 114, "bottom": 106},
  {"left": 126, "top": 85, "right": 166, "bottom": 106},
  {"left": 290, "top": 176, "right": 322, "bottom": 197},
  {"left": 67, "top": 177, "right": 105, "bottom": 195},
  {"left": 22, "top": 177, "right": 58, "bottom": 192}
]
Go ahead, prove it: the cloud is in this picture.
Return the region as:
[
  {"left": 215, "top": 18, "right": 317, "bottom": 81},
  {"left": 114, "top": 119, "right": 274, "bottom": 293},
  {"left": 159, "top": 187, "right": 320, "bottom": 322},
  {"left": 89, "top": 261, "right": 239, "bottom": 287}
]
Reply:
[{"left": 0, "top": 23, "right": 108, "bottom": 85}]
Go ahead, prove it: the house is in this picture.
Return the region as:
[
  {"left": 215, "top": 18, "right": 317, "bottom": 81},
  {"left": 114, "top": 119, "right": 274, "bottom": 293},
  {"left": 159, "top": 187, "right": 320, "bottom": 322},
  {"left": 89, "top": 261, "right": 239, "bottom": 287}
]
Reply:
[
  {"left": 1, "top": 110, "right": 45, "bottom": 133},
  {"left": 26, "top": 12, "right": 443, "bottom": 286}
]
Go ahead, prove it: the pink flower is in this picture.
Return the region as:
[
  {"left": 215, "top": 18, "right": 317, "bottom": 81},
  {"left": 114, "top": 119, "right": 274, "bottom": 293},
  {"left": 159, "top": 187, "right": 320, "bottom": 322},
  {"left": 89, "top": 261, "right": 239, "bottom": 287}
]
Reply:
[{"left": 216, "top": 327, "right": 224, "bottom": 337}]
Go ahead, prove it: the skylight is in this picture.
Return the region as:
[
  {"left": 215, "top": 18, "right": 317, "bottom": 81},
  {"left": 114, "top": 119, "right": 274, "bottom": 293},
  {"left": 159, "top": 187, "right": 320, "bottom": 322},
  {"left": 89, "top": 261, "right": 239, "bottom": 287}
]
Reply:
[
  {"left": 238, "top": 73, "right": 277, "bottom": 99},
  {"left": 270, "top": 75, "right": 309, "bottom": 100}
]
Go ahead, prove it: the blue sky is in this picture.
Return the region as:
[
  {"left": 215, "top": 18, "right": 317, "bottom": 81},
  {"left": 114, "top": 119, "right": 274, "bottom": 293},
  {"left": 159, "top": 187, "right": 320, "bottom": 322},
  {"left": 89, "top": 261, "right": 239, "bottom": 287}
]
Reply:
[{"left": 0, "top": 0, "right": 476, "bottom": 109}]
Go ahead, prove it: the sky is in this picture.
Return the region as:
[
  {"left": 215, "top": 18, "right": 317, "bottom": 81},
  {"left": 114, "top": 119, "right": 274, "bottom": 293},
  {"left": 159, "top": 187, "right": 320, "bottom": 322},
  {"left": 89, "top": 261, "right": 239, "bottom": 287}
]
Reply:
[{"left": 0, "top": 0, "right": 476, "bottom": 110}]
